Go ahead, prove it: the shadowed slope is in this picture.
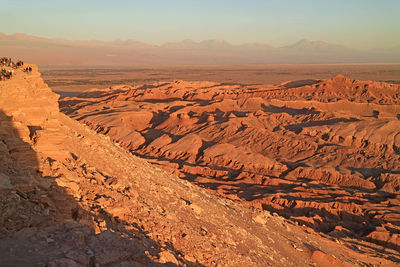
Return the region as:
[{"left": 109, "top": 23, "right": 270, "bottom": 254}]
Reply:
[{"left": 0, "top": 66, "right": 179, "bottom": 266}]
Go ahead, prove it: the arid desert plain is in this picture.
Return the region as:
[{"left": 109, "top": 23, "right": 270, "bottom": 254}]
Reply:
[{"left": 41, "top": 64, "right": 400, "bottom": 98}]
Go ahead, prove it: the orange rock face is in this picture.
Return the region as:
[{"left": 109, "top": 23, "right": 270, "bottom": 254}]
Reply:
[{"left": 61, "top": 76, "right": 400, "bottom": 255}]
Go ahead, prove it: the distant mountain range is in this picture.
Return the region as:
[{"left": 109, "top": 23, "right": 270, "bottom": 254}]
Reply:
[{"left": 1, "top": 33, "right": 399, "bottom": 65}]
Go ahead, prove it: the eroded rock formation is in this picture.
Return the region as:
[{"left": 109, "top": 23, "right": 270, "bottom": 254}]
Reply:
[
  {"left": 4, "top": 66, "right": 392, "bottom": 266},
  {"left": 61, "top": 75, "right": 400, "bottom": 260}
]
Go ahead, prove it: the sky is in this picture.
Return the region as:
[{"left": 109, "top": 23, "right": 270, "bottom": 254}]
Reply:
[{"left": 1, "top": 0, "right": 399, "bottom": 49}]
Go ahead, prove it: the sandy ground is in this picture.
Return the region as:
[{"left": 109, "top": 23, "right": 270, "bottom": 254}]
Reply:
[{"left": 40, "top": 64, "right": 400, "bottom": 97}]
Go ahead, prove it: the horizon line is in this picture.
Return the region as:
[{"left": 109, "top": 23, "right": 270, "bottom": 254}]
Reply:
[{"left": 2, "top": 32, "right": 399, "bottom": 51}]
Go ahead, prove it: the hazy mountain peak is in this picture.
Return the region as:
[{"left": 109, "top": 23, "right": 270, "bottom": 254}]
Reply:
[
  {"left": 112, "top": 38, "right": 151, "bottom": 48},
  {"left": 1, "top": 32, "right": 398, "bottom": 64},
  {"left": 162, "top": 39, "right": 232, "bottom": 49},
  {"left": 284, "top": 38, "right": 345, "bottom": 51},
  {"left": 10, "top": 33, "right": 41, "bottom": 40},
  {"left": 161, "top": 39, "right": 199, "bottom": 49},
  {"left": 181, "top": 38, "right": 195, "bottom": 43},
  {"left": 296, "top": 38, "right": 312, "bottom": 44},
  {"left": 198, "top": 39, "right": 232, "bottom": 49}
]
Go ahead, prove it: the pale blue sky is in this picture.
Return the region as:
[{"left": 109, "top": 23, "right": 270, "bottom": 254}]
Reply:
[{"left": 1, "top": 0, "right": 399, "bottom": 49}]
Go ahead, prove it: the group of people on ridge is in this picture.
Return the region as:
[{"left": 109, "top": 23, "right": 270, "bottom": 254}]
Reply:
[
  {"left": 1, "top": 57, "right": 28, "bottom": 81},
  {"left": 0, "top": 68, "right": 13, "bottom": 81}
]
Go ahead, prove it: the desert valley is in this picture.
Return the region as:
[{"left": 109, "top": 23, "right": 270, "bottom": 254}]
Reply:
[
  {"left": 1, "top": 1, "right": 400, "bottom": 266},
  {"left": 0, "top": 61, "right": 399, "bottom": 266},
  {"left": 59, "top": 68, "right": 400, "bottom": 259}
]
